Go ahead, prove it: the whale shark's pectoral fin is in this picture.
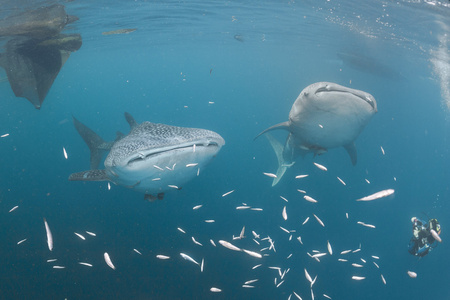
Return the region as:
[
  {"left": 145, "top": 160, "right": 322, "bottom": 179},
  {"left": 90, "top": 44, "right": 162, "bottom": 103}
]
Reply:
[
  {"left": 145, "top": 192, "right": 165, "bottom": 202},
  {"left": 254, "top": 121, "right": 290, "bottom": 140},
  {"left": 265, "top": 133, "right": 290, "bottom": 186},
  {"left": 68, "top": 170, "right": 108, "bottom": 181},
  {"left": 343, "top": 142, "right": 357, "bottom": 165}
]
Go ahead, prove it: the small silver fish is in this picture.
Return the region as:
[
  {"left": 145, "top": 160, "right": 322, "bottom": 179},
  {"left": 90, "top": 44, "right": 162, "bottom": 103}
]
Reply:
[
  {"left": 313, "top": 214, "right": 325, "bottom": 227},
  {"left": 263, "top": 172, "right": 277, "bottom": 178},
  {"left": 356, "top": 189, "right": 394, "bottom": 201},
  {"left": 218, "top": 240, "right": 241, "bottom": 251},
  {"left": 222, "top": 190, "right": 235, "bottom": 197},
  {"left": 104, "top": 252, "right": 115, "bottom": 270},
  {"left": 313, "top": 162, "right": 327, "bottom": 171},
  {"left": 180, "top": 253, "right": 199, "bottom": 265},
  {"left": 43, "top": 218, "right": 53, "bottom": 251}
]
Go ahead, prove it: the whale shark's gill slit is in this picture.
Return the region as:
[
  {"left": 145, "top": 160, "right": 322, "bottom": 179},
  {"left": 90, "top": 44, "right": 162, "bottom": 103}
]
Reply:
[{"left": 127, "top": 142, "right": 220, "bottom": 165}]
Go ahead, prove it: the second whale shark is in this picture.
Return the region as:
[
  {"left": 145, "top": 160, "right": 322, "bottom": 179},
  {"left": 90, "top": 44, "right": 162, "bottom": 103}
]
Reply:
[
  {"left": 69, "top": 112, "right": 225, "bottom": 200},
  {"left": 255, "top": 82, "right": 377, "bottom": 186}
]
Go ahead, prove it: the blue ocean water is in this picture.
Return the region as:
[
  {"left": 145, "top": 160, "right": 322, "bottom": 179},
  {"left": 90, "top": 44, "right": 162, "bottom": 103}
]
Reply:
[{"left": 0, "top": 0, "right": 449, "bottom": 299}]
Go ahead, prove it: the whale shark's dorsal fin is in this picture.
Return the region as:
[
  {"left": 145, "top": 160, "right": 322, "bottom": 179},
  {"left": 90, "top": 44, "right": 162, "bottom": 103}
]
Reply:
[
  {"left": 265, "top": 133, "right": 288, "bottom": 186},
  {"left": 254, "top": 121, "right": 290, "bottom": 140},
  {"left": 124, "top": 112, "right": 138, "bottom": 129},
  {"left": 72, "top": 116, "right": 110, "bottom": 169},
  {"left": 68, "top": 170, "right": 108, "bottom": 181}
]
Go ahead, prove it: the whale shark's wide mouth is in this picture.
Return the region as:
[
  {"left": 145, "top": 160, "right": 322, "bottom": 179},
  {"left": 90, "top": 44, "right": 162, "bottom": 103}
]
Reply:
[
  {"left": 125, "top": 141, "right": 222, "bottom": 166},
  {"left": 315, "top": 85, "right": 377, "bottom": 111}
]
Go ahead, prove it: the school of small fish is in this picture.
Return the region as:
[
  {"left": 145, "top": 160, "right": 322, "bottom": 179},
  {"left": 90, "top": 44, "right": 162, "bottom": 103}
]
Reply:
[{"left": 3, "top": 141, "right": 432, "bottom": 299}]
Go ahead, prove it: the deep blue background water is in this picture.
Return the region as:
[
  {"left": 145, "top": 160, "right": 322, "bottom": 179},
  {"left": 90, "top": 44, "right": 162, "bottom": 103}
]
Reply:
[{"left": 0, "top": 0, "right": 449, "bottom": 299}]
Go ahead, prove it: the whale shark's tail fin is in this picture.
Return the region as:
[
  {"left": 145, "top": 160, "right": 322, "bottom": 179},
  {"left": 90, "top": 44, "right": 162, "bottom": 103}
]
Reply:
[
  {"left": 73, "top": 116, "right": 110, "bottom": 169},
  {"left": 265, "top": 133, "right": 289, "bottom": 186}
]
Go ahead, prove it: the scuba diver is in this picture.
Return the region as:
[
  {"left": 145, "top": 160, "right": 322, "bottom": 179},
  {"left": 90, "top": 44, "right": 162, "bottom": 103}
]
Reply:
[{"left": 408, "top": 217, "right": 442, "bottom": 257}]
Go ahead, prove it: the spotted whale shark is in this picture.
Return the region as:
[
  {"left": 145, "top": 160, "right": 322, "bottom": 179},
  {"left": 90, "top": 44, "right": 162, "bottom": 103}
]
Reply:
[
  {"left": 69, "top": 112, "right": 225, "bottom": 200},
  {"left": 255, "top": 82, "right": 377, "bottom": 186}
]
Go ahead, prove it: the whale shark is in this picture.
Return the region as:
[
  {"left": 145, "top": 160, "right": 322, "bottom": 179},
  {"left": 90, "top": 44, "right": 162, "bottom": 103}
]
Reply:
[
  {"left": 69, "top": 113, "right": 225, "bottom": 200},
  {"left": 255, "top": 82, "right": 377, "bottom": 186}
]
